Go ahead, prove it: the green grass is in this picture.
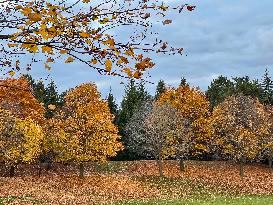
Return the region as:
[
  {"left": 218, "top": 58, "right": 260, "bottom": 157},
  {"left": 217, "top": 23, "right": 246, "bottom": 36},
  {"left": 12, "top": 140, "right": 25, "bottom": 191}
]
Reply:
[{"left": 116, "top": 195, "right": 273, "bottom": 205}]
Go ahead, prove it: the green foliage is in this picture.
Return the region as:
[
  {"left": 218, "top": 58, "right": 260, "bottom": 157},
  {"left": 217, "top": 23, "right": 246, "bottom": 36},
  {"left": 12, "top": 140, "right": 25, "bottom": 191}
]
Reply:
[
  {"left": 206, "top": 75, "right": 263, "bottom": 109},
  {"left": 24, "top": 74, "right": 64, "bottom": 118},
  {"left": 260, "top": 68, "right": 273, "bottom": 105},
  {"left": 107, "top": 88, "right": 119, "bottom": 124},
  {"left": 155, "top": 80, "right": 166, "bottom": 99},
  {"left": 206, "top": 76, "right": 235, "bottom": 109},
  {"left": 116, "top": 79, "right": 152, "bottom": 160}
]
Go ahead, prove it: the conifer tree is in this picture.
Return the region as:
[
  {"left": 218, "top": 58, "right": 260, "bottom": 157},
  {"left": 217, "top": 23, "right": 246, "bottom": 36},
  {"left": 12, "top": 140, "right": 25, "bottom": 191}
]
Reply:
[
  {"left": 155, "top": 80, "right": 166, "bottom": 99},
  {"left": 116, "top": 79, "right": 151, "bottom": 160},
  {"left": 107, "top": 88, "right": 119, "bottom": 124},
  {"left": 180, "top": 77, "right": 189, "bottom": 87},
  {"left": 261, "top": 68, "right": 273, "bottom": 105}
]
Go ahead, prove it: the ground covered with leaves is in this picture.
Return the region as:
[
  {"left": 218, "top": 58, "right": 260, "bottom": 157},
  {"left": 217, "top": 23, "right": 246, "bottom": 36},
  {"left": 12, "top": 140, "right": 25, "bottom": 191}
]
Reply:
[{"left": 0, "top": 160, "right": 273, "bottom": 204}]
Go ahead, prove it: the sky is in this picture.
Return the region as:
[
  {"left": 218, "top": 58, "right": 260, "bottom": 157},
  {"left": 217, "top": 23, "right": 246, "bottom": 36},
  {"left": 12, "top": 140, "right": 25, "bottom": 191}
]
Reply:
[{"left": 27, "top": 0, "right": 273, "bottom": 103}]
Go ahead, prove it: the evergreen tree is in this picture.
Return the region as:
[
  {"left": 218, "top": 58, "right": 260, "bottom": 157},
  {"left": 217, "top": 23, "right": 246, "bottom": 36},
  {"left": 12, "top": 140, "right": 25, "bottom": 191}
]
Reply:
[
  {"left": 107, "top": 88, "right": 119, "bottom": 124},
  {"left": 116, "top": 79, "right": 151, "bottom": 160},
  {"left": 155, "top": 80, "right": 166, "bottom": 99},
  {"left": 180, "top": 77, "right": 189, "bottom": 87},
  {"left": 233, "top": 76, "right": 263, "bottom": 101},
  {"left": 206, "top": 76, "right": 234, "bottom": 109},
  {"left": 261, "top": 68, "right": 273, "bottom": 105},
  {"left": 44, "top": 80, "right": 61, "bottom": 118},
  {"left": 24, "top": 74, "right": 64, "bottom": 118}
]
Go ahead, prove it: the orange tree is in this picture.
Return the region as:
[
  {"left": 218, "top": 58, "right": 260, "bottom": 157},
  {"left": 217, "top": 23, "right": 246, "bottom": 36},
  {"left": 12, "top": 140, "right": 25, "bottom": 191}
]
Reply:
[
  {"left": 0, "top": 0, "right": 195, "bottom": 79},
  {"left": 158, "top": 84, "right": 212, "bottom": 162},
  {"left": 0, "top": 77, "right": 45, "bottom": 124},
  {"left": 211, "top": 95, "right": 270, "bottom": 177},
  {"left": 259, "top": 105, "right": 273, "bottom": 173},
  {"left": 47, "top": 83, "right": 123, "bottom": 177},
  {"left": 0, "top": 108, "right": 44, "bottom": 176}
]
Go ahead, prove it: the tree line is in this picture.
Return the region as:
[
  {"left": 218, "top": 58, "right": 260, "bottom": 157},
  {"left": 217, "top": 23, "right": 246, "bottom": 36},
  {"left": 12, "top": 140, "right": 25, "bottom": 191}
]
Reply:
[{"left": 0, "top": 69, "right": 272, "bottom": 178}]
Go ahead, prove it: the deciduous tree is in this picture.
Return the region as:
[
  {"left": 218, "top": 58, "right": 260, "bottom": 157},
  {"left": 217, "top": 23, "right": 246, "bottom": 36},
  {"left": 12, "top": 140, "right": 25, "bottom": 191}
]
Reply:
[
  {"left": 158, "top": 85, "right": 212, "bottom": 158},
  {"left": 0, "top": 77, "right": 45, "bottom": 124},
  {"left": 211, "top": 95, "right": 270, "bottom": 177},
  {"left": 1, "top": 0, "right": 194, "bottom": 79},
  {"left": 51, "top": 83, "right": 123, "bottom": 177},
  {"left": 125, "top": 102, "right": 188, "bottom": 177},
  {"left": 0, "top": 108, "right": 44, "bottom": 176}
]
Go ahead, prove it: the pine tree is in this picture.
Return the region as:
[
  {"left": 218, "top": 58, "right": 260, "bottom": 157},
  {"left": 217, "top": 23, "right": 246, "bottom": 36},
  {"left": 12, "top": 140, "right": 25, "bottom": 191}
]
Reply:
[
  {"left": 107, "top": 88, "right": 119, "bottom": 124},
  {"left": 180, "top": 77, "right": 189, "bottom": 87},
  {"left": 155, "top": 80, "right": 166, "bottom": 99},
  {"left": 261, "top": 68, "right": 273, "bottom": 105}
]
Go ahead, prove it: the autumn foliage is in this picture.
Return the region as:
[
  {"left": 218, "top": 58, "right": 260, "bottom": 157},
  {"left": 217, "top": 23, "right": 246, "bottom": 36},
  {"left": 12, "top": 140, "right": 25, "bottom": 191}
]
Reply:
[
  {"left": 42, "top": 83, "right": 123, "bottom": 177},
  {"left": 0, "top": 77, "right": 45, "bottom": 124},
  {"left": 0, "top": 0, "right": 194, "bottom": 79},
  {"left": 158, "top": 85, "right": 212, "bottom": 156}
]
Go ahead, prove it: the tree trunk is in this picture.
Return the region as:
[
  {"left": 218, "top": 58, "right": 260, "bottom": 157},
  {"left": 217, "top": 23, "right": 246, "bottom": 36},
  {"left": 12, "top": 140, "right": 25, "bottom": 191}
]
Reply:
[
  {"left": 79, "top": 162, "right": 84, "bottom": 178},
  {"left": 179, "top": 159, "right": 185, "bottom": 172},
  {"left": 239, "top": 158, "right": 244, "bottom": 178},
  {"left": 269, "top": 157, "right": 272, "bottom": 174},
  {"left": 156, "top": 159, "right": 164, "bottom": 177},
  {"left": 9, "top": 165, "right": 15, "bottom": 177}
]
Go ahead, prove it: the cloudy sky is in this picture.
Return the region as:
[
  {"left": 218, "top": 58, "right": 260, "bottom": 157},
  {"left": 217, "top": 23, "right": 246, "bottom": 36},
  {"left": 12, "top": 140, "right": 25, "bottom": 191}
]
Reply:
[{"left": 29, "top": 0, "right": 273, "bottom": 103}]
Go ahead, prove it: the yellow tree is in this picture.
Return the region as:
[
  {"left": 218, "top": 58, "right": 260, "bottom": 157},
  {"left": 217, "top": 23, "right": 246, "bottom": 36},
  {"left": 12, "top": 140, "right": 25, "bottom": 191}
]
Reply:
[
  {"left": 0, "top": 108, "right": 44, "bottom": 176},
  {"left": 0, "top": 77, "right": 45, "bottom": 124},
  {"left": 259, "top": 105, "right": 273, "bottom": 173},
  {"left": 211, "top": 95, "right": 270, "bottom": 177},
  {"left": 50, "top": 83, "right": 123, "bottom": 177},
  {"left": 0, "top": 0, "right": 195, "bottom": 79},
  {"left": 158, "top": 84, "right": 212, "bottom": 163}
]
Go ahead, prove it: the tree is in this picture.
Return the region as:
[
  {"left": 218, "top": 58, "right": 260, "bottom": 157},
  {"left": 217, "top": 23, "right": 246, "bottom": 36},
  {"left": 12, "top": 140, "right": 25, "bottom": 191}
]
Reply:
[
  {"left": 106, "top": 88, "right": 119, "bottom": 124},
  {"left": 233, "top": 76, "right": 262, "bottom": 100},
  {"left": 211, "top": 95, "right": 270, "bottom": 177},
  {"left": 158, "top": 85, "right": 212, "bottom": 158},
  {"left": 0, "top": 108, "right": 44, "bottom": 177},
  {"left": 117, "top": 79, "right": 151, "bottom": 159},
  {"left": 125, "top": 102, "right": 188, "bottom": 177},
  {"left": 24, "top": 74, "right": 64, "bottom": 118},
  {"left": 51, "top": 83, "right": 123, "bottom": 178},
  {"left": 44, "top": 80, "right": 62, "bottom": 118},
  {"left": 259, "top": 105, "right": 273, "bottom": 173},
  {"left": 180, "top": 77, "right": 189, "bottom": 87},
  {"left": 260, "top": 68, "right": 273, "bottom": 105},
  {"left": 1, "top": 0, "right": 194, "bottom": 79},
  {"left": 206, "top": 76, "right": 234, "bottom": 109},
  {"left": 0, "top": 77, "right": 45, "bottom": 124},
  {"left": 155, "top": 80, "right": 166, "bottom": 99}
]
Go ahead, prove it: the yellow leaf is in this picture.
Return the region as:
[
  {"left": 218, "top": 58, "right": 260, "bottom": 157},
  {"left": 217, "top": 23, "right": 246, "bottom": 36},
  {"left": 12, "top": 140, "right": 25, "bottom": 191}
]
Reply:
[
  {"left": 125, "top": 49, "right": 134, "bottom": 57},
  {"left": 8, "top": 71, "right": 15, "bottom": 77},
  {"left": 79, "top": 31, "right": 90, "bottom": 38},
  {"left": 48, "top": 104, "right": 56, "bottom": 110},
  {"left": 91, "top": 59, "right": 97, "bottom": 65},
  {"left": 60, "top": 50, "right": 68, "bottom": 54},
  {"left": 65, "top": 57, "right": 74, "bottom": 63},
  {"left": 44, "top": 63, "right": 51, "bottom": 71},
  {"left": 42, "top": 46, "right": 53, "bottom": 54},
  {"left": 105, "top": 59, "right": 112, "bottom": 72},
  {"left": 46, "top": 58, "right": 54, "bottom": 63},
  {"left": 21, "top": 8, "right": 32, "bottom": 16},
  {"left": 8, "top": 44, "right": 18, "bottom": 48}
]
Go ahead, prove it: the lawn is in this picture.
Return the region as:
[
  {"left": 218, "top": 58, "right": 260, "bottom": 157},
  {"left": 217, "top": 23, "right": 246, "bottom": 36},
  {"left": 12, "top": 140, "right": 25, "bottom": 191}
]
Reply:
[
  {"left": 117, "top": 196, "right": 273, "bottom": 205},
  {"left": 0, "top": 160, "right": 272, "bottom": 204}
]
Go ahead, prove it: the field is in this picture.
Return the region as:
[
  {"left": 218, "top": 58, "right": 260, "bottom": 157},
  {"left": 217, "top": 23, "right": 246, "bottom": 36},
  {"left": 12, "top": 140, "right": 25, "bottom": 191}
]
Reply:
[{"left": 0, "top": 160, "right": 273, "bottom": 204}]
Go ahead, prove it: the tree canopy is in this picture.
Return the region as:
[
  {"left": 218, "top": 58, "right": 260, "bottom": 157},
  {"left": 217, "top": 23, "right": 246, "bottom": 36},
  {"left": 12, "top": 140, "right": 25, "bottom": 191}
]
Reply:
[{"left": 0, "top": 0, "right": 194, "bottom": 79}]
